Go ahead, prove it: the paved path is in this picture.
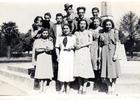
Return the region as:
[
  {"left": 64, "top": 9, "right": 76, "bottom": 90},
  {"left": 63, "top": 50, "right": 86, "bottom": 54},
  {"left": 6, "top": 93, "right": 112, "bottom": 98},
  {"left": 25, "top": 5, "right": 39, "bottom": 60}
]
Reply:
[
  {"left": 0, "top": 80, "right": 26, "bottom": 96},
  {"left": 0, "top": 61, "right": 140, "bottom": 99}
]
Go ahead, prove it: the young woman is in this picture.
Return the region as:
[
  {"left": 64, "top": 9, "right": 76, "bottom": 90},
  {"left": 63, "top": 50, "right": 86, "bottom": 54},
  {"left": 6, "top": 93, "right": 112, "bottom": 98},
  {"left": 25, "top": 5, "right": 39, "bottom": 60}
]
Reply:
[
  {"left": 55, "top": 24, "right": 76, "bottom": 93},
  {"left": 89, "top": 17, "right": 102, "bottom": 91},
  {"left": 32, "top": 28, "right": 54, "bottom": 92},
  {"left": 74, "top": 19, "right": 95, "bottom": 94},
  {"left": 31, "top": 16, "right": 43, "bottom": 39},
  {"left": 99, "top": 19, "right": 121, "bottom": 94}
]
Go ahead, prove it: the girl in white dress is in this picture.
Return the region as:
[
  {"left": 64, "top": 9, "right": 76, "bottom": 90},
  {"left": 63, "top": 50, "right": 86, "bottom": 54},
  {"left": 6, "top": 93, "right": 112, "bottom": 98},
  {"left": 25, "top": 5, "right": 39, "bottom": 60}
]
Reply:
[
  {"left": 74, "top": 19, "right": 95, "bottom": 94},
  {"left": 33, "top": 28, "right": 54, "bottom": 92},
  {"left": 55, "top": 24, "right": 76, "bottom": 93}
]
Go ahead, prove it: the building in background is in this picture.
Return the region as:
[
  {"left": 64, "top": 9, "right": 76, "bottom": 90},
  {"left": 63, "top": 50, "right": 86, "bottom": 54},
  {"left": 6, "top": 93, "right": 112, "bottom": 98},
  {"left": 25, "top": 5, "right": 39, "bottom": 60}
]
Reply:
[{"left": 101, "top": 1, "right": 114, "bottom": 21}]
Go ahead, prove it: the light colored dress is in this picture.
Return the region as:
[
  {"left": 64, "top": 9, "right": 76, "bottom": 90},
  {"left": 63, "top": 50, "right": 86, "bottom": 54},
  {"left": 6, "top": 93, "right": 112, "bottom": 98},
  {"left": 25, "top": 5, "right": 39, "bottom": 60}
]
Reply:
[
  {"left": 99, "top": 29, "right": 121, "bottom": 79},
  {"left": 55, "top": 35, "right": 76, "bottom": 82},
  {"left": 74, "top": 30, "right": 95, "bottom": 78},
  {"left": 90, "top": 27, "right": 102, "bottom": 70},
  {"left": 33, "top": 38, "right": 54, "bottom": 79}
]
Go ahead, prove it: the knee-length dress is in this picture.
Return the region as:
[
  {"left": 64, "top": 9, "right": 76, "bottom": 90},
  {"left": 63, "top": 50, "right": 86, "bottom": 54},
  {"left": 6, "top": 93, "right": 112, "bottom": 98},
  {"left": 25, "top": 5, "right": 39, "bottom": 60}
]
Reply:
[
  {"left": 55, "top": 35, "right": 76, "bottom": 82},
  {"left": 90, "top": 27, "right": 102, "bottom": 70},
  {"left": 74, "top": 30, "right": 95, "bottom": 78},
  {"left": 33, "top": 38, "right": 54, "bottom": 79},
  {"left": 99, "top": 29, "right": 121, "bottom": 79}
]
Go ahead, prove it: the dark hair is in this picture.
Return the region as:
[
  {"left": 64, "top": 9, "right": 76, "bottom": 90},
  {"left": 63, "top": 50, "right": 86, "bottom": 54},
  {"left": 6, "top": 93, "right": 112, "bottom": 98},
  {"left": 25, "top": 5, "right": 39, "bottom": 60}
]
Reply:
[
  {"left": 44, "top": 12, "right": 51, "bottom": 18},
  {"left": 92, "top": 17, "right": 102, "bottom": 25},
  {"left": 77, "top": 19, "right": 88, "bottom": 31},
  {"left": 92, "top": 7, "right": 99, "bottom": 13},
  {"left": 38, "top": 28, "right": 50, "bottom": 37},
  {"left": 34, "top": 16, "right": 43, "bottom": 23},
  {"left": 62, "top": 23, "right": 70, "bottom": 29},
  {"left": 62, "top": 23, "right": 71, "bottom": 35},
  {"left": 102, "top": 19, "right": 115, "bottom": 29},
  {"left": 77, "top": 6, "right": 86, "bottom": 12},
  {"left": 56, "top": 13, "right": 63, "bottom": 18}
]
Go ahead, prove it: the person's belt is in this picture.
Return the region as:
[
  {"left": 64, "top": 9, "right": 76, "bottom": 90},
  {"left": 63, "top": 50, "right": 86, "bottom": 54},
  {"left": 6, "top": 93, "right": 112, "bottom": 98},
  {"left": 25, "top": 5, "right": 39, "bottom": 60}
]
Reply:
[
  {"left": 63, "top": 49, "right": 73, "bottom": 51},
  {"left": 45, "top": 51, "right": 52, "bottom": 54}
]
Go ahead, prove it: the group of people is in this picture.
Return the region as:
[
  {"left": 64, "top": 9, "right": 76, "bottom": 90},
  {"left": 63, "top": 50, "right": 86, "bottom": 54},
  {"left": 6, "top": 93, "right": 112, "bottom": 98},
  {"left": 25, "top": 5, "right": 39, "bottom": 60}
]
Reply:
[{"left": 31, "top": 3, "right": 121, "bottom": 94}]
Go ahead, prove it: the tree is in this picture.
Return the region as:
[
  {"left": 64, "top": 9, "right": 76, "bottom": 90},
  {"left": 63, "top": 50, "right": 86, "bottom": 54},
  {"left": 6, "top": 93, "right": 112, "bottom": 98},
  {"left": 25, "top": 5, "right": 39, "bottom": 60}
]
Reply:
[
  {"left": 135, "top": 19, "right": 140, "bottom": 41},
  {"left": 23, "top": 29, "right": 33, "bottom": 53},
  {"left": 11, "top": 33, "right": 25, "bottom": 55},
  {"left": 1, "top": 21, "right": 19, "bottom": 58},
  {"left": 12, "top": 29, "right": 33, "bottom": 55},
  {"left": 133, "top": 19, "right": 140, "bottom": 52},
  {"left": 119, "top": 11, "right": 139, "bottom": 57},
  {"left": 0, "top": 30, "right": 7, "bottom": 57}
]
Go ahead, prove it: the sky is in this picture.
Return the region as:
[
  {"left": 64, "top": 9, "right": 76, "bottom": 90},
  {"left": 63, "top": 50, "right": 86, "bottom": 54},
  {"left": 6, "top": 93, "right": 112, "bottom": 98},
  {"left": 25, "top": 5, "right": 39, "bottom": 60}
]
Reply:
[{"left": 0, "top": 0, "right": 140, "bottom": 33}]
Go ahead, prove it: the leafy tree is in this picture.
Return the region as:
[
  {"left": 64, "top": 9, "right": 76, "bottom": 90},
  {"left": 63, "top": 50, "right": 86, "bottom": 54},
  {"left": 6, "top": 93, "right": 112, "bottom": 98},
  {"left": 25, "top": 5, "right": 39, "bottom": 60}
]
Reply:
[
  {"left": 134, "top": 19, "right": 140, "bottom": 52},
  {"left": 0, "top": 31, "right": 7, "bottom": 57},
  {"left": 23, "top": 29, "right": 33, "bottom": 53},
  {"left": 12, "top": 29, "right": 33, "bottom": 55},
  {"left": 135, "top": 19, "right": 140, "bottom": 41},
  {"left": 1, "top": 21, "right": 19, "bottom": 58},
  {"left": 119, "top": 11, "right": 139, "bottom": 57}
]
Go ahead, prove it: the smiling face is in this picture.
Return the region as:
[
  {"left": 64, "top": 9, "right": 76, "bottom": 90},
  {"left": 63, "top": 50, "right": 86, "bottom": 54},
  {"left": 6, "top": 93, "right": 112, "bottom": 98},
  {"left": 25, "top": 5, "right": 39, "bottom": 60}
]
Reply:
[
  {"left": 56, "top": 16, "right": 63, "bottom": 24},
  {"left": 93, "top": 18, "right": 100, "bottom": 28},
  {"left": 79, "top": 20, "right": 87, "bottom": 31},
  {"left": 63, "top": 25, "right": 70, "bottom": 35},
  {"left": 36, "top": 17, "right": 42, "bottom": 26},
  {"left": 92, "top": 9, "right": 99, "bottom": 18},
  {"left": 44, "top": 15, "right": 51, "bottom": 22},
  {"left": 78, "top": 9, "right": 85, "bottom": 19},
  {"left": 42, "top": 30, "right": 49, "bottom": 39},
  {"left": 105, "top": 21, "right": 113, "bottom": 31}
]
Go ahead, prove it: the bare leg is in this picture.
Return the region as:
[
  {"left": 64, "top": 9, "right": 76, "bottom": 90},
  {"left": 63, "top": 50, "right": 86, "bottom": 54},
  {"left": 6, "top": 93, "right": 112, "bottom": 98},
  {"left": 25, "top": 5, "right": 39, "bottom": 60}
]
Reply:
[
  {"left": 60, "top": 82, "right": 65, "bottom": 93},
  {"left": 108, "top": 78, "right": 114, "bottom": 94},
  {"left": 66, "top": 82, "right": 70, "bottom": 93},
  {"left": 40, "top": 80, "right": 44, "bottom": 92},
  {"left": 83, "top": 79, "right": 88, "bottom": 94},
  {"left": 112, "top": 78, "right": 117, "bottom": 93},
  {"left": 77, "top": 77, "right": 83, "bottom": 94},
  {"left": 44, "top": 80, "right": 47, "bottom": 92}
]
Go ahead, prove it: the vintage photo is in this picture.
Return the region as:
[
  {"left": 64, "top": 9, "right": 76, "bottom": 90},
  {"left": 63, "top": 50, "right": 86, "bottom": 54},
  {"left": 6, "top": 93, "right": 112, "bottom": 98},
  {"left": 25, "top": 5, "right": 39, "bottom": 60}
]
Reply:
[{"left": 0, "top": 0, "right": 140, "bottom": 99}]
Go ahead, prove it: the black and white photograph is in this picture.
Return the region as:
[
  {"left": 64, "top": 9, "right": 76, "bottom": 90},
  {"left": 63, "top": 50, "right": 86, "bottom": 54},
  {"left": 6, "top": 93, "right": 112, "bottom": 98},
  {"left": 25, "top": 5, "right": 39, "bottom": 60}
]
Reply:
[{"left": 0, "top": 0, "right": 140, "bottom": 100}]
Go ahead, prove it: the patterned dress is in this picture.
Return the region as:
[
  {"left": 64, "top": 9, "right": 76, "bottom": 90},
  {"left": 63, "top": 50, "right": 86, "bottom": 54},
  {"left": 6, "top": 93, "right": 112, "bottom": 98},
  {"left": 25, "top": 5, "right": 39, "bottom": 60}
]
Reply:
[
  {"left": 74, "top": 30, "right": 95, "bottom": 78},
  {"left": 90, "top": 26, "right": 102, "bottom": 70},
  {"left": 99, "top": 29, "right": 121, "bottom": 79}
]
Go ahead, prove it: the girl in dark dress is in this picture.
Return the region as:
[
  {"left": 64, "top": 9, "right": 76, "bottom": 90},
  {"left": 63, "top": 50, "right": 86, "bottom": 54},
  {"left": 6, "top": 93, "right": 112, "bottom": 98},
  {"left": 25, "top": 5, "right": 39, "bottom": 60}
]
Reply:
[{"left": 99, "top": 19, "right": 121, "bottom": 94}]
